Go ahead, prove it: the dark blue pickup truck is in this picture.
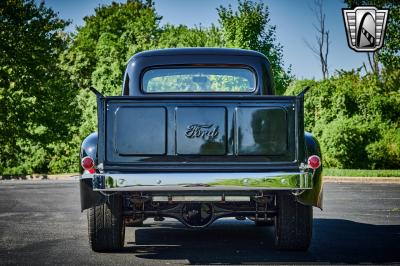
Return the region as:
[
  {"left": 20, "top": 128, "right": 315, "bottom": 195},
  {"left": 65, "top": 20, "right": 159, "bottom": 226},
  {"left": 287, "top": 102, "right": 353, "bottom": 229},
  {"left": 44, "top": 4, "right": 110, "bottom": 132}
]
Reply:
[{"left": 79, "top": 48, "right": 323, "bottom": 252}]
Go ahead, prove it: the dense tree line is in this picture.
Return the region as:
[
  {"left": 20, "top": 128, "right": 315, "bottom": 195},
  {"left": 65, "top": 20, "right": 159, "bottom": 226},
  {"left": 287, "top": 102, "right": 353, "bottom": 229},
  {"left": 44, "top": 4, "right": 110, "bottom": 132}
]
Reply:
[
  {"left": 286, "top": 69, "right": 400, "bottom": 169},
  {"left": 0, "top": 0, "right": 398, "bottom": 174},
  {"left": 0, "top": 0, "right": 79, "bottom": 174}
]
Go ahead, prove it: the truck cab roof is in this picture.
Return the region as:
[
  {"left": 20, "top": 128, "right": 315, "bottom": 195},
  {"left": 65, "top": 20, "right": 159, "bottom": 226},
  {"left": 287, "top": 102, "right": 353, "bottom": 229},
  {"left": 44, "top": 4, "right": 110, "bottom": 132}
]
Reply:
[
  {"left": 123, "top": 48, "right": 275, "bottom": 96},
  {"left": 133, "top": 47, "right": 266, "bottom": 57}
]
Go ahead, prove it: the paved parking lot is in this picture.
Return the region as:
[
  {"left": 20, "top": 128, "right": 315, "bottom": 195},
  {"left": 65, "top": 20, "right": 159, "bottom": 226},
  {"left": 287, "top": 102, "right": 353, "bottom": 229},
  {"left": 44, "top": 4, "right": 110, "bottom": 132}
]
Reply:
[{"left": 0, "top": 181, "right": 399, "bottom": 265}]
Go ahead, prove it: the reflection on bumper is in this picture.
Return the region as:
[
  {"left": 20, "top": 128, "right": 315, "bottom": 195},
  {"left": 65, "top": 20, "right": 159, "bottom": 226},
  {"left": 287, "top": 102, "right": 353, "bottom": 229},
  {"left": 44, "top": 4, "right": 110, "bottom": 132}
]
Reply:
[{"left": 81, "top": 171, "right": 314, "bottom": 191}]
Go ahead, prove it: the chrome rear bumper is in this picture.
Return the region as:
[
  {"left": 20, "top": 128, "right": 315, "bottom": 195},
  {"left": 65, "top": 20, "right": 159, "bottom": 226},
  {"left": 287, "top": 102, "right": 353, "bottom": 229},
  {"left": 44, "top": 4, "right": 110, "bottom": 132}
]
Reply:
[{"left": 81, "top": 171, "right": 314, "bottom": 192}]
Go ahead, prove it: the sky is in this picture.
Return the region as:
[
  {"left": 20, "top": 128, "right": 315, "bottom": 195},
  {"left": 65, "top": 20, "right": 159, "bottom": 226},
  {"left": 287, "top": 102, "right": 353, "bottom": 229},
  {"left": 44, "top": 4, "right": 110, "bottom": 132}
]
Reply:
[{"left": 42, "top": 0, "right": 369, "bottom": 80}]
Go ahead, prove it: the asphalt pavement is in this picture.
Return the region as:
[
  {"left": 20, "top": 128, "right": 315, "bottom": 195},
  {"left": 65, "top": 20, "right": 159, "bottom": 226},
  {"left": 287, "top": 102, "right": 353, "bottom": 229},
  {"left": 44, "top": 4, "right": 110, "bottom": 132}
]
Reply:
[{"left": 0, "top": 180, "right": 399, "bottom": 265}]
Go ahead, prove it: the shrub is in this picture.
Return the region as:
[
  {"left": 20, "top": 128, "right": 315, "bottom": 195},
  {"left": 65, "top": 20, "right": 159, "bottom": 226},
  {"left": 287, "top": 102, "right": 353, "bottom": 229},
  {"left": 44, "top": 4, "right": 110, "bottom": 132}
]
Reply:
[
  {"left": 317, "top": 116, "right": 378, "bottom": 168},
  {"left": 366, "top": 127, "right": 400, "bottom": 169},
  {"left": 287, "top": 70, "right": 400, "bottom": 169}
]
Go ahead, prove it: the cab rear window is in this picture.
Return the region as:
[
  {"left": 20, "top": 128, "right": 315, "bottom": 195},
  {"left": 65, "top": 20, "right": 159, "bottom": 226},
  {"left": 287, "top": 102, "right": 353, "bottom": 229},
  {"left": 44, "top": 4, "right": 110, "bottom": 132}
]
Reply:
[{"left": 142, "top": 67, "right": 256, "bottom": 93}]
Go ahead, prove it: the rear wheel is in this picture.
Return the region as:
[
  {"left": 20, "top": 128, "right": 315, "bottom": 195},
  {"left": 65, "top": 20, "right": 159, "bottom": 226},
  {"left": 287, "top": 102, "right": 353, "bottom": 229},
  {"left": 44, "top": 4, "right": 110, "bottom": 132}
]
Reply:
[
  {"left": 87, "top": 195, "right": 125, "bottom": 252},
  {"left": 274, "top": 193, "right": 313, "bottom": 251}
]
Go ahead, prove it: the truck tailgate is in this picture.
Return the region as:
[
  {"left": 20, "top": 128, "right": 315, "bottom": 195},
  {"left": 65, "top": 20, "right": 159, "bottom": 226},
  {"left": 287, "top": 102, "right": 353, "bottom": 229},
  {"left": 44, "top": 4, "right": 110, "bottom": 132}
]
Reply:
[{"left": 96, "top": 96, "right": 305, "bottom": 172}]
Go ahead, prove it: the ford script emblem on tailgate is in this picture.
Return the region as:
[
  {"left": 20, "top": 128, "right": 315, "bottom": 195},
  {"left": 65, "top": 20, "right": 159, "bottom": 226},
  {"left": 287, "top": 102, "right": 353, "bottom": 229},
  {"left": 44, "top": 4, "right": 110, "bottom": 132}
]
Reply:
[{"left": 185, "top": 124, "right": 219, "bottom": 139}]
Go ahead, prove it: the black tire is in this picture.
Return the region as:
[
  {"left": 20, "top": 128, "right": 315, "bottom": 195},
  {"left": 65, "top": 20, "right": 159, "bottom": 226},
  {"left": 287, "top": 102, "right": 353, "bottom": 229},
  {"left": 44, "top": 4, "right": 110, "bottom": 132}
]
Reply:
[
  {"left": 274, "top": 193, "right": 313, "bottom": 251},
  {"left": 87, "top": 195, "right": 125, "bottom": 252}
]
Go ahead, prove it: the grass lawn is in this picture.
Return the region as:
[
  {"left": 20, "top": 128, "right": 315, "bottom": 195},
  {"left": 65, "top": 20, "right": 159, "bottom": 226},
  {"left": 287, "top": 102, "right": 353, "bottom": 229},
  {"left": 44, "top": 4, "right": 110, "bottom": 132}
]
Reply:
[{"left": 323, "top": 168, "right": 400, "bottom": 177}]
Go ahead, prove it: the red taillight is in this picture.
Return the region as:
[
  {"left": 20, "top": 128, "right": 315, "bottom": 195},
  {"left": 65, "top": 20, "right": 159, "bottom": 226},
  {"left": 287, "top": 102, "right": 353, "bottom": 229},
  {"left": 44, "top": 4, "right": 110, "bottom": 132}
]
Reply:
[
  {"left": 308, "top": 155, "right": 321, "bottom": 169},
  {"left": 81, "top": 156, "right": 95, "bottom": 173}
]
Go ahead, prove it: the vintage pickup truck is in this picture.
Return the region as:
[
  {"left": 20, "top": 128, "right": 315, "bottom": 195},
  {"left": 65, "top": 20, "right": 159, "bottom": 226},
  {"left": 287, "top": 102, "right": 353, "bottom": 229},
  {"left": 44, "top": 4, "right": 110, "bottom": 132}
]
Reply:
[{"left": 79, "top": 48, "right": 323, "bottom": 252}]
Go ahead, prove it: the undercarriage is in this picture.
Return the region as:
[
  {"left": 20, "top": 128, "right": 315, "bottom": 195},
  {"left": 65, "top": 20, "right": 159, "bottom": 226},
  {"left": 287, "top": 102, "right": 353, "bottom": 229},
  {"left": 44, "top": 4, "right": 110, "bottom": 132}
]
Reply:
[{"left": 123, "top": 191, "right": 278, "bottom": 228}]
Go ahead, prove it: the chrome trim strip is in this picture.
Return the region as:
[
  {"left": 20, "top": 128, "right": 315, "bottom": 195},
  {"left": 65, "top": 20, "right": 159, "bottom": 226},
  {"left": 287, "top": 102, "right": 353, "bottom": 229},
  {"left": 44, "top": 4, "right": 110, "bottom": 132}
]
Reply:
[
  {"left": 152, "top": 195, "right": 250, "bottom": 202},
  {"left": 82, "top": 171, "right": 313, "bottom": 191}
]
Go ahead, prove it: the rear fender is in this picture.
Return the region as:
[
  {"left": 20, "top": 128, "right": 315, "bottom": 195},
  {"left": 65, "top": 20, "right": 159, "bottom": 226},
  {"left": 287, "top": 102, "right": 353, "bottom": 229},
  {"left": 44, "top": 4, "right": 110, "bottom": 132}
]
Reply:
[
  {"left": 80, "top": 132, "right": 106, "bottom": 211},
  {"left": 80, "top": 132, "right": 98, "bottom": 169},
  {"left": 297, "top": 132, "right": 323, "bottom": 209}
]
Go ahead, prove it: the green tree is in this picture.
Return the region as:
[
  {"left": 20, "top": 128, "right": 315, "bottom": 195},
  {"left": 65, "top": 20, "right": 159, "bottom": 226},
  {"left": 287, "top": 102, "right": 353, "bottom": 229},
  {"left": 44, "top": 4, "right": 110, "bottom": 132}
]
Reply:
[
  {"left": 62, "top": 0, "right": 161, "bottom": 137},
  {"left": 157, "top": 24, "right": 223, "bottom": 48},
  {"left": 217, "top": 0, "right": 293, "bottom": 94},
  {"left": 157, "top": 1, "right": 293, "bottom": 94},
  {"left": 63, "top": 0, "right": 161, "bottom": 91},
  {"left": 0, "top": 0, "right": 78, "bottom": 174}
]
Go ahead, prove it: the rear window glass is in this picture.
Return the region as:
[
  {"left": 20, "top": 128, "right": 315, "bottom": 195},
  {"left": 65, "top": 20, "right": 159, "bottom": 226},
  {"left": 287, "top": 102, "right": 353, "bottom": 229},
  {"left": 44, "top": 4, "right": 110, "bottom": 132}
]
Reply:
[{"left": 142, "top": 67, "right": 256, "bottom": 93}]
